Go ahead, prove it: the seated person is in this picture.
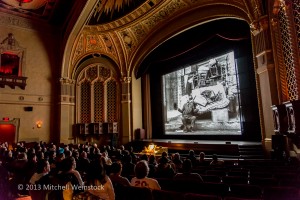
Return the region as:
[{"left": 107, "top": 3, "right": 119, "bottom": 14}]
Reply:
[
  {"left": 86, "top": 159, "right": 115, "bottom": 200},
  {"left": 154, "top": 156, "right": 175, "bottom": 179},
  {"left": 178, "top": 95, "right": 198, "bottom": 132},
  {"left": 210, "top": 154, "right": 224, "bottom": 166},
  {"left": 109, "top": 162, "right": 131, "bottom": 187},
  {"left": 198, "top": 152, "right": 209, "bottom": 166},
  {"left": 131, "top": 160, "right": 161, "bottom": 190},
  {"left": 29, "top": 159, "right": 52, "bottom": 200},
  {"left": 57, "top": 156, "right": 84, "bottom": 200},
  {"left": 174, "top": 159, "right": 203, "bottom": 182}
]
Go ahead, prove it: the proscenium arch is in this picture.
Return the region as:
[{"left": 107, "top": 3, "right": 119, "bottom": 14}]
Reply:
[
  {"left": 130, "top": 4, "right": 252, "bottom": 78},
  {"left": 61, "top": 0, "right": 98, "bottom": 78}
]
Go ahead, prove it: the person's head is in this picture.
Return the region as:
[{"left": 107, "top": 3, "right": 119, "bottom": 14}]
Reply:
[
  {"left": 161, "top": 151, "right": 168, "bottom": 158},
  {"left": 110, "top": 162, "right": 122, "bottom": 175},
  {"left": 135, "top": 160, "right": 149, "bottom": 179},
  {"left": 140, "top": 154, "right": 148, "bottom": 161},
  {"left": 149, "top": 155, "right": 156, "bottom": 164},
  {"left": 61, "top": 156, "right": 76, "bottom": 172},
  {"left": 199, "top": 152, "right": 205, "bottom": 161},
  {"left": 159, "top": 156, "right": 170, "bottom": 165},
  {"left": 36, "top": 159, "right": 50, "bottom": 174},
  {"left": 174, "top": 152, "right": 180, "bottom": 160},
  {"left": 81, "top": 151, "right": 87, "bottom": 158},
  {"left": 189, "top": 149, "right": 195, "bottom": 156},
  {"left": 182, "top": 159, "right": 193, "bottom": 173},
  {"left": 212, "top": 154, "right": 218, "bottom": 161},
  {"left": 88, "top": 159, "right": 106, "bottom": 184},
  {"left": 17, "top": 152, "right": 27, "bottom": 160}
]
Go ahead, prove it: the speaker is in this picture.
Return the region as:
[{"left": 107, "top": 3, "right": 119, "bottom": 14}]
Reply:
[{"left": 24, "top": 106, "right": 33, "bottom": 111}]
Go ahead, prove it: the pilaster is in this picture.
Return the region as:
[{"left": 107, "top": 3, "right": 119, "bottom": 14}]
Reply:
[
  {"left": 59, "top": 77, "right": 76, "bottom": 144},
  {"left": 251, "top": 16, "right": 279, "bottom": 151},
  {"left": 121, "top": 76, "right": 132, "bottom": 144}
]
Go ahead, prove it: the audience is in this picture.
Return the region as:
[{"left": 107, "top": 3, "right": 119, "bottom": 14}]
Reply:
[{"left": 1, "top": 141, "right": 295, "bottom": 200}]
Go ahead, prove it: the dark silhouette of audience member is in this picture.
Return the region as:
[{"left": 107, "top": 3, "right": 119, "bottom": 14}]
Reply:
[
  {"left": 129, "top": 146, "right": 137, "bottom": 164},
  {"left": 148, "top": 155, "right": 157, "bottom": 177},
  {"left": 172, "top": 153, "right": 183, "bottom": 173},
  {"left": 154, "top": 156, "right": 175, "bottom": 178},
  {"left": 121, "top": 154, "right": 135, "bottom": 180},
  {"left": 174, "top": 159, "right": 203, "bottom": 182},
  {"left": 77, "top": 151, "right": 90, "bottom": 176},
  {"left": 198, "top": 151, "right": 208, "bottom": 166},
  {"left": 140, "top": 154, "right": 148, "bottom": 161},
  {"left": 86, "top": 159, "right": 115, "bottom": 200},
  {"left": 10, "top": 152, "right": 28, "bottom": 195},
  {"left": 210, "top": 154, "right": 224, "bottom": 166},
  {"left": 186, "top": 149, "right": 198, "bottom": 167},
  {"left": 29, "top": 159, "right": 52, "bottom": 200},
  {"left": 109, "top": 162, "right": 131, "bottom": 186},
  {"left": 131, "top": 160, "right": 161, "bottom": 190},
  {"left": 57, "top": 156, "right": 84, "bottom": 200}
]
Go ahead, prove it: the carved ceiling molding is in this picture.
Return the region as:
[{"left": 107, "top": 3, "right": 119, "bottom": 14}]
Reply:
[
  {"left": 72, "top": 0, "right": 263, "bottom": 77},
  {"left": 0, "top": 11, "right": 35, "bottom": 29},
  {"left": 0, "top": 11, "right": 54, "bottom": 33}
]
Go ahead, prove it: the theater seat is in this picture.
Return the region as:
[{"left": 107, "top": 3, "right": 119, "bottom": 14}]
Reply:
[
  {"left": 184, "top": 193, "right": 221, "bottom": 200},
  {"left": 263, "top": 186, "right": 300, "bottom": 200},
  {"left": 152, "top": 189, "right": 184, "bottom": 200},
  {"left": 229, "top": 184, "right": 262, "bottom": 199},
  {"left": 122, "top": 186, "right": 153, "bottom": 200}
]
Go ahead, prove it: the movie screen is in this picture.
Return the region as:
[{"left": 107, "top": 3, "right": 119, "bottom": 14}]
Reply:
[{"left": 163, "top": 51, "right": 241, "bottom": 135}]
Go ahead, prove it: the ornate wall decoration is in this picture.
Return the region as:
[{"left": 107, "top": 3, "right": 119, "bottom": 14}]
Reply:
[
  {"left": 71, "top": 32, "right": 118, "bottom": 69},
  {"left": 72, "top": 34, "right": 85, "bottom": 66},
  {"left": 277, "top": 1, "right": 300, "bottom": 100},
  {"left": 77, "top": 64, "right": 119, "bottom": 123},
  {"left": 144, "top": 0, "right": 186, "bottom": 29},
  {"left": 86, "top": 35, "right": 102, "bottom": 51}
]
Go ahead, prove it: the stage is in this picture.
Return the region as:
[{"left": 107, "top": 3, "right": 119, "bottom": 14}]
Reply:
[
  {"left": 129, "top": 139, "right": 263, "bottom": 159},
  {"left": 141, "top": 139, "right": 261, "bottom": 146}
]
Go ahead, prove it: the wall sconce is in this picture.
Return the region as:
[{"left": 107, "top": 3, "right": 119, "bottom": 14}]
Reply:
[{"left": 36, "top": 120, "right": 42, "bottom": 128}]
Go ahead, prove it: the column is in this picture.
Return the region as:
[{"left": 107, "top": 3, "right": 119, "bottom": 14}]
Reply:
[
  {"left": 121, "top": 76, "right": 132, "bottom": 144},
  {"left": 59, "top": 77, "right": 76, "bottom": 144},
  {"left": 251, "top": 16, "right": 279, "bottom": 152}
]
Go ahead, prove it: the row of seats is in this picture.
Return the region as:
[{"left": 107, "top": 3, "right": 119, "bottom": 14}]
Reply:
[{"left": 114, "top": 184, "right": 300, "bottom": 200}]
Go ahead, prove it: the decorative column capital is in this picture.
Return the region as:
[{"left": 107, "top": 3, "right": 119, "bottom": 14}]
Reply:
[
  {"left": 121, "top": 76, "right": 131, "bottom": 84},
  {"left": 60, "top": 77, "right": 75, "bottom": 85},
  {"left": 250, "top": 16, "right": 269, "bottom": 36}
]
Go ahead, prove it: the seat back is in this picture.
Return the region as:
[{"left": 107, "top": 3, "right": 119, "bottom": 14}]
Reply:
[
  {"left": 263, "top": 186, "right": 300, "bottom": 200},
  {"left": 229, "top": 184, "right": 262, "bottom": 198},
  {"left": 152, "top": 189, "right": 184, "bottom": 200},
  {"left": 122, "top": 186, "right": 153, "bottom": 200}
]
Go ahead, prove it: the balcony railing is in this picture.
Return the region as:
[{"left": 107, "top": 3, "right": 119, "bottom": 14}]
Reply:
[{"left": 0, "top": 75, "right": 27, "bottom": 89}]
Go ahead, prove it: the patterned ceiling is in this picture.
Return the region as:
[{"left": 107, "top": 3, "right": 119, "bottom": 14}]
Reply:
[{"left": 0, "top": 0, "right": 75, "bottom": 26}]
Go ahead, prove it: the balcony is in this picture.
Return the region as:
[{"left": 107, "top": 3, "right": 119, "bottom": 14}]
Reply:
[{"left": 0, "top": 75, "right": 27, "bottom": 89}]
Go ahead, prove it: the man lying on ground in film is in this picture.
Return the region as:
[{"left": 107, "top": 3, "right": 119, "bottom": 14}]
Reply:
[
  {"left": 178, "top": 95, "right": 198, "bottom": 132},
  {"left": 177, "top": 82, "right": 230, "bottom": 132}
]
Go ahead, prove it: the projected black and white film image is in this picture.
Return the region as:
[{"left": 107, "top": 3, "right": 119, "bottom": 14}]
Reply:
[{"left": 163, "top": 51, "right": 241, "bottom": 135}]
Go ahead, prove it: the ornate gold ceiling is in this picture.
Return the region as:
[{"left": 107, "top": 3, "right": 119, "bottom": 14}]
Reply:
[{"left": 69, "top": 0, "right": 266, "bottom": 78}]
